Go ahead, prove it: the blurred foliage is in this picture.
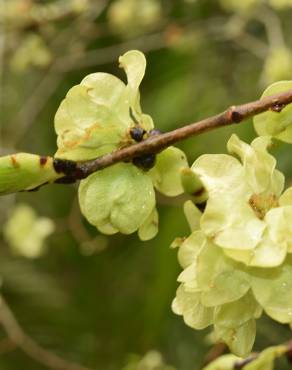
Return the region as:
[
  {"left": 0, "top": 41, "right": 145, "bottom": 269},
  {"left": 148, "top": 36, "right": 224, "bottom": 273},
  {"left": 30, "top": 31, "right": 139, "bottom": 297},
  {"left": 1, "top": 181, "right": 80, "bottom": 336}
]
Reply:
[
  {"left": 108, "top": 0, "right": 162, "bottom": 37},
  {"left": 122, "top": 350, "right": 175, "bottom": 370},
  {"left": 0, "top": 0, "right": 292, "bottom": 369},
  {"left": 4, "top": 203, "right": 55, "bottom": 258}
]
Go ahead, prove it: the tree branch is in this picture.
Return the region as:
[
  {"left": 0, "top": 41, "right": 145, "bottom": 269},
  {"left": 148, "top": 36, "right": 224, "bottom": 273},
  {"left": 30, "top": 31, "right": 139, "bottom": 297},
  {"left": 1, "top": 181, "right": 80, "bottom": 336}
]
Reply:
[
  {"left": 201, "top": 340, "right": 292, "bottom": 370},
  {"left": 53, "top": 88, "right": 292, "bottom": 181},
  {"left": 234, "top": 340, "right": 292, "bottom": 369},
  {"left": 0, "top": 294, "right": 92, "bottom": 370},
  {"left": 200, "top": 342, "right": 227, "bottom": 369}
]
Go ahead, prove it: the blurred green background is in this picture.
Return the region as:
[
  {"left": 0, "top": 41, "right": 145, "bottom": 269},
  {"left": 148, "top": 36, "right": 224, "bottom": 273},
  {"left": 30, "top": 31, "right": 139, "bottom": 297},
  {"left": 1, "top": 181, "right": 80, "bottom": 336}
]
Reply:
[{"left": 1, "top": 0, "right": 292, "bottom": 369}]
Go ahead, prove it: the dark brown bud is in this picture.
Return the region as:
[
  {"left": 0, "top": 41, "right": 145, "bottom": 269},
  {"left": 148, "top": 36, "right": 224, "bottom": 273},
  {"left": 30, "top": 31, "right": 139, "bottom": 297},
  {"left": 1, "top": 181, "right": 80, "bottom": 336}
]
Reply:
[
  {"left": 132, "top": 153, "right": 156, "bottom": 171},
  {"left": 130, "top": 127, "right": 146, "bottom": 142}
]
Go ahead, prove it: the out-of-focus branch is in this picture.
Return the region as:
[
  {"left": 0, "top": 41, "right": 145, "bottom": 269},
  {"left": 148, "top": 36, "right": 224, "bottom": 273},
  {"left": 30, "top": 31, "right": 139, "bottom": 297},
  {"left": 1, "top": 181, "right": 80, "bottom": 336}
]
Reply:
[
  {"left": 233, "top": 31, "right": 268, "bottom": 59},
  {"left": 2, "top": 0, "right": 99, "bottom": 31},
  {"left": 56, "top": 32, "right": 166, "bottom": 72},
  {"left": 200, "top": 342, "right": 227, "bottom": 369},
  {"left": 256, "top": 6, "right": 285, "bottom": 49},
  {"left": 0, "top": 294, "right": 92, "bottom": 370},
  {"left": 11, "top": 31, "right": 163, "bottom": 147},
  {"left": 13, "top": 67, "right": 62, "bottom": 146},
  {"left": 0, "top": 337, "right": 16, "bottom": 354},
  {"left": 10, "top": 1, "right": 109, "bottom": 146}
]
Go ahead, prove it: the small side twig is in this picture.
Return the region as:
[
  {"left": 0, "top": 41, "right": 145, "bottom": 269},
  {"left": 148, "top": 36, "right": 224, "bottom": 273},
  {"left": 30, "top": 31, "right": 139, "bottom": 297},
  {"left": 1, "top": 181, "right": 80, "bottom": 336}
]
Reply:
[
  {"left": 0, "top": 294, "right": 92, "bottom": 370},
  {"left": 202, "top": 340, "right": 292, "bottom": 370},
  {"left": 234, "top": 353, "right": 258, "bottom": 369},
  {"left": 200, "top": 342, "right": 227, "bottom": 369}
]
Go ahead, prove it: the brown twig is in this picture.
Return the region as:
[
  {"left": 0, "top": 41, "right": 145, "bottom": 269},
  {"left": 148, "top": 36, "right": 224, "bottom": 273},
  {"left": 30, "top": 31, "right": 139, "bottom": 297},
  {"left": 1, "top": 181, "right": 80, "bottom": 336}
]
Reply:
[
  {"left": 234, "top": 340, "right": 292, "bottom": 369},
  {"left": 233, "top": 353, "right": 258, "bottom": 369},
  {"left": 53, "top": 88, "right": 292, "bottom": 180},
  {"left": 202, "top": 340, "right": 292, "bottom": 370},
  {"left": 233, "top": 341, "right": 292, "bottom": 369},
  {"left": 200, "top": 342, "right": 227, "bottom": 369},
  {"left": 0, "top": 294, "right": 92, "bottom": 370}
]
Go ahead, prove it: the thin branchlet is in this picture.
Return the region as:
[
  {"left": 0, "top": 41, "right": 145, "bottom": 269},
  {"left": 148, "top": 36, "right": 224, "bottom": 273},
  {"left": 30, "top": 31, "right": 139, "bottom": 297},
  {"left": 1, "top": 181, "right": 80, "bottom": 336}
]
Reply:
[
  {"left": 12, "top": 89, "right": 289, "bottom": 188},
  {"left": 201, "top": 340, "right": 292, "bottom": 370},
  {"left": 51, "top": 88, "right": 292, "bottom": 183}
]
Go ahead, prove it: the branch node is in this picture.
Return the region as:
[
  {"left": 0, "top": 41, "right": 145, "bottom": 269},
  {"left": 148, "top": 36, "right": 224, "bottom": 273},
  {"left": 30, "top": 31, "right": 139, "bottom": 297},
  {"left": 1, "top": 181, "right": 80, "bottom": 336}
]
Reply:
[
  {"left": 53, "top": 158, "right": 77, "bottom": 175},
  {"left": 228, "top": 106, "right": 244, "bottom": 123},
  {"left": 270, "top": 102, "right": 286, "bottom": 113},
  {"left": 53, "top": 158, "right": 87, "bottom": 180}
]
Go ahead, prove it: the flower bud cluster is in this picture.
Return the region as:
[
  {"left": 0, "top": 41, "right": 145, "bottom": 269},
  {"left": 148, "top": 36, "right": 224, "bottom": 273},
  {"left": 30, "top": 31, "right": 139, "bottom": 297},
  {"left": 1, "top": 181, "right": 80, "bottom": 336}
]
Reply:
[{"left": 173, "top": 134, "right": 292, "bottom": 356}]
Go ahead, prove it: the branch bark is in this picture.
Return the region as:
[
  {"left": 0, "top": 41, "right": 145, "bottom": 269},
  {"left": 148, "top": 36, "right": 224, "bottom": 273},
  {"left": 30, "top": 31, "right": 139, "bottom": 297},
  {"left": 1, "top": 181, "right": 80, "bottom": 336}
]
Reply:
[
  {"left": 234, "top": 340, "right": 292, "bottom": 369},
  {"left": 53, "top": 88, "right": 292, "bottom": 181},
  {"left": 201, "top": 340, "right": 292, "bottom": 370}
]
